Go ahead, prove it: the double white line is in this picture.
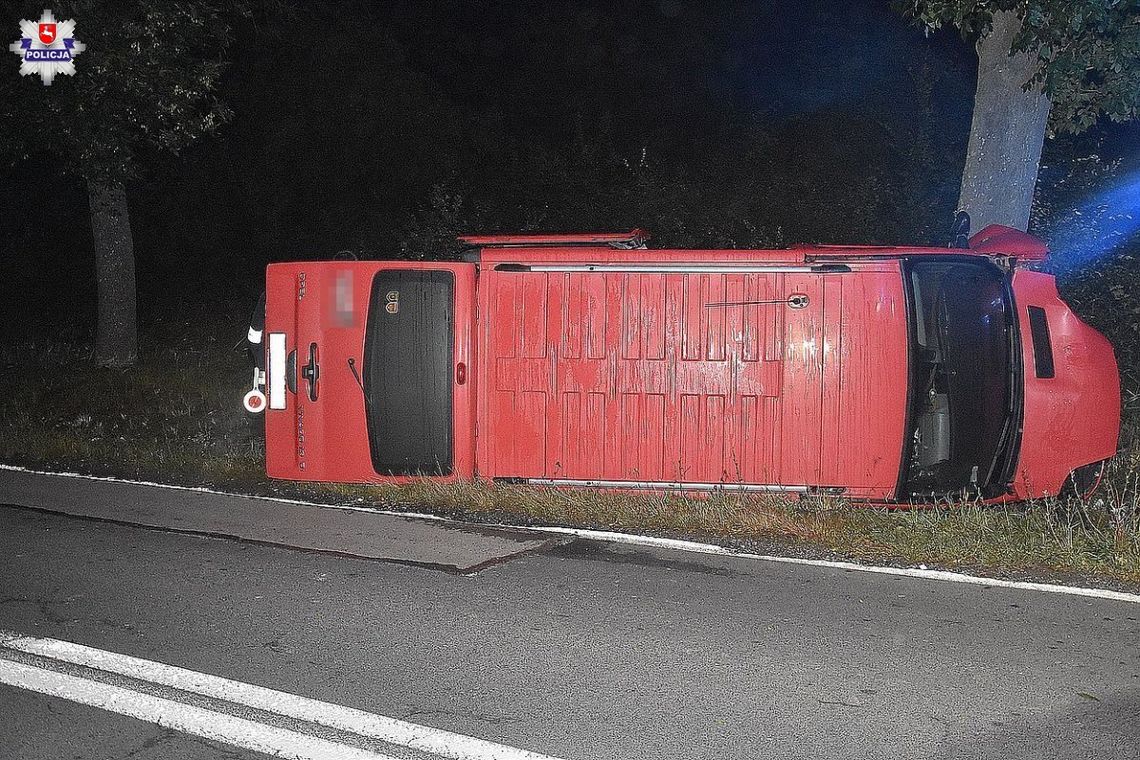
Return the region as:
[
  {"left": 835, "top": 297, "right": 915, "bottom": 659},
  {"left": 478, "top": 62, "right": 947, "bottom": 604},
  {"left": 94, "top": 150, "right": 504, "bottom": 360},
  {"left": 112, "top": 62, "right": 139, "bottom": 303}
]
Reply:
[{"left": 0, "top": 632, "right": 567, "bottom": 760}]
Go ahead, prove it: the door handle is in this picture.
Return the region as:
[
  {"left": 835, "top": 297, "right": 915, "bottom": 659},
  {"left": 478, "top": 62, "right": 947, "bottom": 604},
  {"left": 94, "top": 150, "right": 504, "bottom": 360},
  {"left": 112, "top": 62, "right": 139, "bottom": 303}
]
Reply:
[
  {"left": 456, "top": 362, "right": 467, "bottom": 385},
  {"left": 300, "top": 343, "right": 319, "bottom": 401}
]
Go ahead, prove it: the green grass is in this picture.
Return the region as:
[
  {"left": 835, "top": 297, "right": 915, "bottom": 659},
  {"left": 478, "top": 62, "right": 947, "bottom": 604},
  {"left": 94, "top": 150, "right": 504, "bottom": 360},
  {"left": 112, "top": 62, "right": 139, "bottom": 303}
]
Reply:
[{"left": 3, "top": 320, "right": 1139, "bottom": 588}]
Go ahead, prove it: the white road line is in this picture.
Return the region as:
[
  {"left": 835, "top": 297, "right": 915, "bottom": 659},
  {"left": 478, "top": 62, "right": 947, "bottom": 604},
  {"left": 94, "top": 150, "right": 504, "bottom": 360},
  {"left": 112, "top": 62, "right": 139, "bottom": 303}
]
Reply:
[
  {"left": 2, "top": 463, "right": 1139, "bottom": 604},
  {"left": 0, "top": 658, "right": 397, "bottom": 760},
  {"left": 0, "top": 632, "right": 567, "bottom": 760},
  {"left": 527, "top": 526, "right": 1140, "bottom": 604}
]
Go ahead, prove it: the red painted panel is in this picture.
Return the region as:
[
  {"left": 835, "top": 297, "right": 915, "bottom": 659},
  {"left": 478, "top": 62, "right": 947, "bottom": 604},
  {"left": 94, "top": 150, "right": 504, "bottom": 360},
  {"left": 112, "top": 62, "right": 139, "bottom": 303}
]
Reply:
[
  {"left": 1010, "top": 270, "right": 1120, "bottom": 498},
  {"left": 264, "top": 261, "right": 476, "bottom": 483},
  {"left": 476, "top": 265, "right": 908, "bottom": 496},
  {"left": 968, "top": 224, "right": 1049, "bottom": 261},
  {"left": 778, "top": 274, "right": 825, "bottom": 486},
  {"left": 818, "top": 271, "right": 910, "bottom": 493}
]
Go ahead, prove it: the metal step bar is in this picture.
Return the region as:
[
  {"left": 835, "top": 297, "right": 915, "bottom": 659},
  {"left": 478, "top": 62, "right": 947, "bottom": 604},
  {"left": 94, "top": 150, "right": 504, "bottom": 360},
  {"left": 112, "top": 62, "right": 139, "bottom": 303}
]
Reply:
[
  {"left": 518, "top": 478, "right": 810, "bottom": 493},
  {"left": 494, "top": 263, "right": 850, "bottom": 274}
]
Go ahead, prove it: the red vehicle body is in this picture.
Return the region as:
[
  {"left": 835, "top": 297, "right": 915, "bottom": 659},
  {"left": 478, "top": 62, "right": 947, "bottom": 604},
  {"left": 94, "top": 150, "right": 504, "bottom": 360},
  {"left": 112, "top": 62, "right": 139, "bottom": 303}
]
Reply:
[{"left": 251, "top": 226, "right": 1119, "bottom": 503}]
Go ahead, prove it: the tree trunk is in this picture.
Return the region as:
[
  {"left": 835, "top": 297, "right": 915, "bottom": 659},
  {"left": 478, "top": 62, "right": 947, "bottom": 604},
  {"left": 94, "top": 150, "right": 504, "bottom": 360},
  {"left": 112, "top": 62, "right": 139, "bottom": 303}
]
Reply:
[
  {"left": 88, "top": 180, "right": 138, "bottom": 367},
  {"left": 957, "top": 9, "right": 1052, "bottom": 233}
]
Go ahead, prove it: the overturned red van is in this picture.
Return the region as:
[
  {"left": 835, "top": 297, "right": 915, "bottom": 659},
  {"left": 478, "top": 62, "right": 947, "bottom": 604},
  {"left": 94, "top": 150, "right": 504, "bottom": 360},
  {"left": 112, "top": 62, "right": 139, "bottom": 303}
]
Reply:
[{"left": 245, "top": 226, "right": 1120, "bottom": 503}]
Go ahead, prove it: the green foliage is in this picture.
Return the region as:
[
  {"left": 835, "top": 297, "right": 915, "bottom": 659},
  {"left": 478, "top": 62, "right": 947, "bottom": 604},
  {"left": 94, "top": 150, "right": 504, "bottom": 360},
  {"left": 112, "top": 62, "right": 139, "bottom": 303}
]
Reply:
[
  {"left": 380, "top": 106, "right": 954, "bottom": 260},
  {"left": 896, "top": 0, "right": 1140, "bottom": 133},
  {"left": 0, "top": 1, "right": 252, "bottom": 183},
  {"left": 1031, "top": 140, "right": 1140, "bottom": 398}
]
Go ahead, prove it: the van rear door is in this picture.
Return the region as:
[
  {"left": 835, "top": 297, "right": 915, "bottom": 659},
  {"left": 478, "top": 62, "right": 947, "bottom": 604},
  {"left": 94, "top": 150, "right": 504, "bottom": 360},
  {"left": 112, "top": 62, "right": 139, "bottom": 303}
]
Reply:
[{"left": 263, "top": 261, "right": 476, "bottom": 482}]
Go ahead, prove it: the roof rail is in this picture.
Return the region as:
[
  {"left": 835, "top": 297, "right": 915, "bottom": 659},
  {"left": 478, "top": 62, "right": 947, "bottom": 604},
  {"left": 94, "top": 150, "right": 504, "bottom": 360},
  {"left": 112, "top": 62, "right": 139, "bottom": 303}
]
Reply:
[{"left": 457, "top": 229, "right": 650, "bottom": 249}]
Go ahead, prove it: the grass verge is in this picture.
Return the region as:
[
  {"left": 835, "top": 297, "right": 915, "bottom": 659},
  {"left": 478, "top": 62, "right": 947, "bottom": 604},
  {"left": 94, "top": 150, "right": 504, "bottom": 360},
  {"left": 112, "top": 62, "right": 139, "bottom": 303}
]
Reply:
[{"left": 2, "top": 320, "right": 1139, "bottom": 589}]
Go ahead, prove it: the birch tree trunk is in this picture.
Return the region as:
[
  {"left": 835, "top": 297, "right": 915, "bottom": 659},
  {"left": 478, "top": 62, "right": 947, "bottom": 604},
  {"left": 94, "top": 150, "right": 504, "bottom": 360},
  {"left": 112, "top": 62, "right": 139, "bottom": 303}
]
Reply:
[
  {"left": 957, "top": 10, "right": 1052, "bottom": 233},
  {"left": 88, "top": 180, "right": 138, "bottom": 367}
]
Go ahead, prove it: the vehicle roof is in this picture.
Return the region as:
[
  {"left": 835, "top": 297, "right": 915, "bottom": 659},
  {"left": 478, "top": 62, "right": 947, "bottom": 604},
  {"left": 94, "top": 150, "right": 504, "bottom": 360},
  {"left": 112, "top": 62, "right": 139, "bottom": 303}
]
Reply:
[{"left": 459, "top": 224, "right": 1049, "bottom": 264}]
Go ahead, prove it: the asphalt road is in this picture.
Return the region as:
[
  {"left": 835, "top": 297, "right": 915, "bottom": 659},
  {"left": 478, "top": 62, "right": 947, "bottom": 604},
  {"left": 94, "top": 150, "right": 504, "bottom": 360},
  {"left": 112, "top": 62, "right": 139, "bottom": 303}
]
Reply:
[{"left": 1, "top": 490, "right": 1138, "bottom": 759}]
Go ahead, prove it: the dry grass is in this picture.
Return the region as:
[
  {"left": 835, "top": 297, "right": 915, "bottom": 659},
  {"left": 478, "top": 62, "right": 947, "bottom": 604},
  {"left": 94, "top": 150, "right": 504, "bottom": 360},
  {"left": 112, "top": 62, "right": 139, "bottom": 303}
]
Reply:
[
  {"left": 324, "top": 475, "right": 1140, "bottom": 585},
  {"left": 3, "top": 326, "right": 1139, "bottom": 588},
  {"left": 0, "top": 330, "right": 264, "bottom": 485}
]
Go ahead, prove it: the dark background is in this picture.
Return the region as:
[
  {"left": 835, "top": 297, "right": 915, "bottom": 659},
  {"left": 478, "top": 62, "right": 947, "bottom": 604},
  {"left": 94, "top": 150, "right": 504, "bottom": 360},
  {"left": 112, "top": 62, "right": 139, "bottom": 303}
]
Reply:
[{"left": 2, "top": 0, "right": 1138, "bottom": 353}]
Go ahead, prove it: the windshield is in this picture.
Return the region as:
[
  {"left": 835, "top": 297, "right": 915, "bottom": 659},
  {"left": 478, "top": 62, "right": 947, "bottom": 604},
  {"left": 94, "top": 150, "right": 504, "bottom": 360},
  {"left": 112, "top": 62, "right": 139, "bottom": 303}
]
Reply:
[{"left": 902, "top": 259, "right": 1019, "bottom": 498}]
